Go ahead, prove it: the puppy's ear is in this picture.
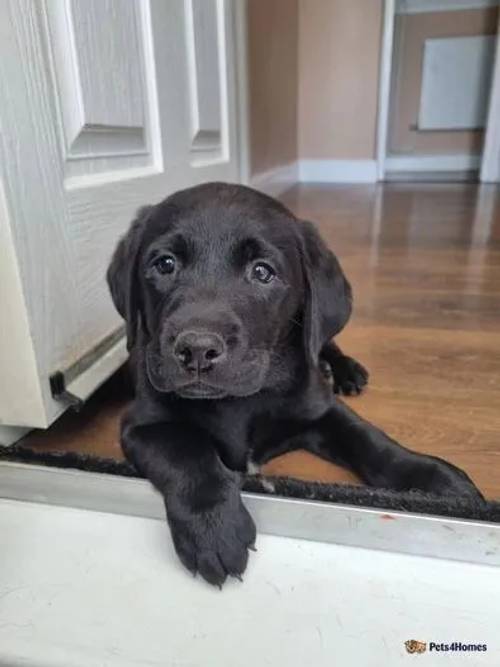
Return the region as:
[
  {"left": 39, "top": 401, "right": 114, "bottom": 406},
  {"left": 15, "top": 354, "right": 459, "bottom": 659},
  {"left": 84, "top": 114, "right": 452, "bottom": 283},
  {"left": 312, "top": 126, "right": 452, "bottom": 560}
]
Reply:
[
  {"left": 299, "top": 221, "right": 352, "bottom": 364},
  {"left": 106, "top": 206, "right": 152, "bottom": 350}
]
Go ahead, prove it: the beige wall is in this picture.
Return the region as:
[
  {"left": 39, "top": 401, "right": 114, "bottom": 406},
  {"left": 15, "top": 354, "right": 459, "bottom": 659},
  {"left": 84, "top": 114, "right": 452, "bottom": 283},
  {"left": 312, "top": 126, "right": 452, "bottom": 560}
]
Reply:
[
  {"left": 247, "top": 0, "right": 384, "bottom": 167},
  {"left": 389, "top": 7, "right": 499, "bottom": 157},
  {"left": 298, "top": 0, "right": 383, "bottom": 160},
  {"left": 247, "top": 0, "right": 299, "bottom": 176}
]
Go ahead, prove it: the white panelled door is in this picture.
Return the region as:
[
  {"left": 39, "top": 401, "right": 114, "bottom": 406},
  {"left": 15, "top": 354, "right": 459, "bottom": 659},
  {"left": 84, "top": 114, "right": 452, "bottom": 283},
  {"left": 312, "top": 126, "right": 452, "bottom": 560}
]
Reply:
[{"left": 0, "top": 0, "right": 243, "bottom": 431}]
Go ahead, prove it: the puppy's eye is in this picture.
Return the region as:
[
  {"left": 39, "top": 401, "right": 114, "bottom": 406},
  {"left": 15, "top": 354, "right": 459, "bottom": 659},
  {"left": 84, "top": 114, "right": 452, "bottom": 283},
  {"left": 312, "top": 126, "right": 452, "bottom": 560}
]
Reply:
[
  {"left": 251, "top": 262, "right": 275, "bottom": 284},
  {"left": 153, "top": 255, "right": 176, "bottom": 275}
]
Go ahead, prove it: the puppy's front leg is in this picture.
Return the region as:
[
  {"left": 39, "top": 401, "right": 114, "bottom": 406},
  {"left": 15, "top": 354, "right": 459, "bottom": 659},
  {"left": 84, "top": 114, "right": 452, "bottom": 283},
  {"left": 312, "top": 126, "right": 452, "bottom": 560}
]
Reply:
[
  {"left": 303, "top": 399, "right": 483, "bottom": 500},
  {"left": 122, "top": 413, "right": 256, "bottom": 586}
]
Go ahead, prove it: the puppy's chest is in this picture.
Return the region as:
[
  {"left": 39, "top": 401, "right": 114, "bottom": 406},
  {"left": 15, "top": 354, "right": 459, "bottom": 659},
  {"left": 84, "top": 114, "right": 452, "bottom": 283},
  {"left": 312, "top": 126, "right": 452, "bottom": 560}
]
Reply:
[
  {"left": 188, "top": 403, "right": 251, "bottom": 471},
  {"left": 185, "top": 382, "right": 329, "bottom": 472},
  {"left": 189, "top": 401, "right": 287, "bottom": 472},
  {"left": 197, "top": 408, "right": 280, "bottom": 472}
]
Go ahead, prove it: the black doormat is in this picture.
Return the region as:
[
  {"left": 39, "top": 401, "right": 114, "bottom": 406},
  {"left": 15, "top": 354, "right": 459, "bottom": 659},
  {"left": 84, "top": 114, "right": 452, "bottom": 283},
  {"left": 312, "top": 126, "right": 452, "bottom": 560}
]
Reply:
[{"left": 1, "top": 444, "right": 499, "bottom": 523}]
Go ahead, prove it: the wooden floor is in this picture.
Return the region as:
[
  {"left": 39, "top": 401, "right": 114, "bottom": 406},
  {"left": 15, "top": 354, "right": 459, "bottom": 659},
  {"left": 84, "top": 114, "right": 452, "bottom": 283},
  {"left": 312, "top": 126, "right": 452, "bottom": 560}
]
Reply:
[{"left": 23, "top": 183, "right": 500, "bottom": 498}]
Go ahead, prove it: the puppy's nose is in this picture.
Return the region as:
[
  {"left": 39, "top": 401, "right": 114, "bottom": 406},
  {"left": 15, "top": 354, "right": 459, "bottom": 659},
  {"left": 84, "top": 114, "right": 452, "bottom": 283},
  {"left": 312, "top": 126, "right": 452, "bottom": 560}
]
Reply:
[{"left": 174, "top": 331, "right": 227, "bottom": 372}]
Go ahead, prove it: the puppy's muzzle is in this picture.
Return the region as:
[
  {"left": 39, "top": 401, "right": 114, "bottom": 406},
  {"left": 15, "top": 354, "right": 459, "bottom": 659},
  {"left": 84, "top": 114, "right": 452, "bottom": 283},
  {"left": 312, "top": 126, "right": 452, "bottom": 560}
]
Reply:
[{"left": 174, "top": 330, "right": 227, "bottom": 373}]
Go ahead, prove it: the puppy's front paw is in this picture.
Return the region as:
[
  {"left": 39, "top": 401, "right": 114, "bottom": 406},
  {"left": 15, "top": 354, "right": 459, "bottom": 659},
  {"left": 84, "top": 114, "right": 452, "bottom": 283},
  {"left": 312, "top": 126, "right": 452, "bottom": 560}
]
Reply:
[
  {"left": 166, "top": 492, "right": 256, "bottom": 587},
  {"left": 401, "top": 455, "right": 484, "bottom": 501},
  {"left": 328, "top": 355, "right": 369, "bottom": 396}
]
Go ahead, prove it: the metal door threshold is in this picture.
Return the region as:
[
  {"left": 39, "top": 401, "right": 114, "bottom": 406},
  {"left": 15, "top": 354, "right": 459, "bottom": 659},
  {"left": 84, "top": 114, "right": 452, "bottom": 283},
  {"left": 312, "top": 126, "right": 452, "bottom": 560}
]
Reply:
[{"left": 1, "top": 462, "right": 498, "bottom": 567}]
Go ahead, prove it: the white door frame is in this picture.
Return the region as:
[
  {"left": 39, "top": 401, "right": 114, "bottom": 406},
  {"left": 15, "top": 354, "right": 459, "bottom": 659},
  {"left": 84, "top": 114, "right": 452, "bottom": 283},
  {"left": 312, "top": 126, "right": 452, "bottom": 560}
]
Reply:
[
  {"left": 376, "top": 0, "right": 500, "bottom": 182},
  {"left": 481, "top": 11, "right": 500, "bottom": 182},
  {"left": 234, "top": 0, "right": 251, "bottom": 185},
  {"left": 376, "top": 0, "right": 396, "bottom": 180}
]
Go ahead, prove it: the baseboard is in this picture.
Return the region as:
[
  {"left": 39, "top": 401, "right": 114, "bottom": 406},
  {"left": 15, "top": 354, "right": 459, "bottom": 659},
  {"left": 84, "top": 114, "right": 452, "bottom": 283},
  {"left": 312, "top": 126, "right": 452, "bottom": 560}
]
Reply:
[
  {"left": 397, "top": 0, "right": 498, "bottom": 15},
  {"left": 385, "top": 154, "right": 481, "bottom": 173},
  {"left": 384, "top": 170, "right": 477, "bottom": 183},
  {"left": 249, "top": 162, "right": 298, "bottom": 197},
  {"left": 249, "top": 156, "right": 481, "bottom": 187},
  {"left": 299, "top": 159, "right": 378, "bottom": 183}
]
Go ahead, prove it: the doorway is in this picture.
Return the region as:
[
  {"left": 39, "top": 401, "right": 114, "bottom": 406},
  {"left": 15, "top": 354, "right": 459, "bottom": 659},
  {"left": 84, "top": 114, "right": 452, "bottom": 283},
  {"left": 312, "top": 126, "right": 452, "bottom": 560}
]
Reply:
[{"left": 377, "top": 0, "right": 500, "bottom": 182}]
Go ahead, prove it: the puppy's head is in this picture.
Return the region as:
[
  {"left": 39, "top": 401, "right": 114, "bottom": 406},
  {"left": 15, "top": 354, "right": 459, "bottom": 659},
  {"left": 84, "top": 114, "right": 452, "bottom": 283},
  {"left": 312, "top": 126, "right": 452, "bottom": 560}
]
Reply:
[{"left": 107, "top": 183, "right": 351, "bottom": 399}]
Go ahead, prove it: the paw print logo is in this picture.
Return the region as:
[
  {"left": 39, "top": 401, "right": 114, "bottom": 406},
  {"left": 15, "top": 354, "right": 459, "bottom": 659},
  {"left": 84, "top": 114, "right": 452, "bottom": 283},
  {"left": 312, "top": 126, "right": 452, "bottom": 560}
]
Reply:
[{"left": 405, "top": 640, "right": 427, "bottom": 654}]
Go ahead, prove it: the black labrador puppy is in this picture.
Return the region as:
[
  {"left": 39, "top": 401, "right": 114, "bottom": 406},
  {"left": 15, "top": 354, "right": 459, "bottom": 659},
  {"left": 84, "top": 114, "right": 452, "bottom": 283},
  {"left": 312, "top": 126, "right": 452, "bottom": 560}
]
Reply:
[{"left": 107, "top": 182, "right": 481, "bottom": 586}]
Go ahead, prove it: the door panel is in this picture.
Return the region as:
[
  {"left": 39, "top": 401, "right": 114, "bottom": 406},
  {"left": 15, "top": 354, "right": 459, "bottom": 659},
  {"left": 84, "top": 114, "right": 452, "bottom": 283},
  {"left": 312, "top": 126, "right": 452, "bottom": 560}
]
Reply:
[
  {"left": 0, "top": 0, "right": 242, "bottom": 428},
  {"left": 45, "top": 0, "right": 159, "bottom": 181},
  {"left": 186, "top": 0, "right": 225, "bottom": 157}
]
